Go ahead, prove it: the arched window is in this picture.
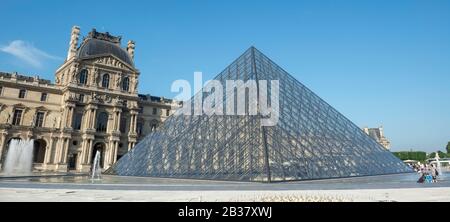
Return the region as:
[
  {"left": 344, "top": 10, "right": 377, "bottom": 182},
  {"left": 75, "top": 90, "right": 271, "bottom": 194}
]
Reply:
[
  {"left": 136, "top": 121, "right": 143, "bottom": 135},
  {"left": 33, "top": 139, "right": 46, "bottom": 164},
  {"left": 122, "top": 77, "right": 130, "bottom": 91},
  {"left": 96, "top": 112, "right": 109, "bottom": 132},
  {"left": 102, "top": 74, "right": 110, "bottom": 88},
  {"left": 78, "top": 69, "right": 88, "bottom": 85},
  {"left": 119, "top": 117, "right": 127, "bottom": 133}
]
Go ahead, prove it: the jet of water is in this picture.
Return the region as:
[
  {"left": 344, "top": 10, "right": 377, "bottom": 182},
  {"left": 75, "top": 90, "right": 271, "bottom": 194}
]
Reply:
[
  {"left": 3, "top": 139, "right": 34, "bottom": 175},
  {"left": 91, "top": 150, "right": 102, "bottom": 180},
  {"left": 435, "top": 152, "right": 443, "bottom": 178}
]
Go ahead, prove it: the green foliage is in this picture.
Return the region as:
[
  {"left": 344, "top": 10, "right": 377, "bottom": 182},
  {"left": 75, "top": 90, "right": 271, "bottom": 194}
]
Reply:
[
  {"left": 392, "top": 151, "right": 427, "bottom": 162},
  {"left": 446, "top": 141, "right": 450, "bottom": 154},
  {"left": 427, "top": 150, "right": 448, "bottom": 159}
]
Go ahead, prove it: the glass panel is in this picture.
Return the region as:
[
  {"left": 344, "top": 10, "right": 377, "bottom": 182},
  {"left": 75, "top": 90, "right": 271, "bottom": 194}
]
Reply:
[{"left": 109, "top": 47, "right": 412, "bottom": 182}]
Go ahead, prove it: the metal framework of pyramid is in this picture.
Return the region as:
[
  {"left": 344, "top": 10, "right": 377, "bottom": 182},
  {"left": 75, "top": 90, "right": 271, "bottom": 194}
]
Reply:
[{"left": 108, "top": 47, "right": 412, "bottom": 182}]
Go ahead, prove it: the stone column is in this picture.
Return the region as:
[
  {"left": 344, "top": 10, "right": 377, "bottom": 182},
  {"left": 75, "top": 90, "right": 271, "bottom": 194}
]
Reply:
[
  {"left": 83, "top": 109, "right": 90, "bottom": 130},
  {"left": 44, "top": 137, "right": 54, "bottom": 164},
  {"left": 129, "top": 110, "right": 138, "bottom": 134},
  {"left": 129, "top": 115, "right": 134, "bottom": 133},
  {"left": 112, "top": 108, "right": 122, "bottom": 132},
  {"left": 117, "top": 111, "right": 121, "bottom": 131},
  {"left": 52, "top": 137, "right": 60, "bottom": 164},
  {"left": 91, "top": 108, "right": 97, "bottom": 129},
  {"left": 87, "top": 139, "right": 93, "bottom": 164},
  {"left": 109, "top": 141, "right": 116, "bottom": 167},
  {"left": 62, "top": 138, "right": 70, "bottom": 164},
  {"left": 80, "top": 139, "right": 88, "bottom": 164},
  {"left": 62, "top": 103, "right": 75, "bottom": 128},
  {"left": 54, "top": 137, "right": 61, "bottom": 163},
  {"left": 56, "top": 137, "right": 68, "bottom": 164},
  {"left": 57, "top": 138, "right": 64, "bottom": 163},
  {"left": 128, "top": 142, "right": 136, "bottom": 151},
  {"left": 0, "top": 131, "right": 8, "bottom": 169},
  {"left": 68, "top": 107, "right": 74, "bottom": 128},
  {"left": 113, "top": 141, "right": 119, "bottom": 163}
]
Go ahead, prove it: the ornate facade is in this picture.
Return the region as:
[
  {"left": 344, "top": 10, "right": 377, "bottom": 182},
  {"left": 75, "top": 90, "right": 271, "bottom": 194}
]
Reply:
[{"left": 0, "top": 26, "right": 180, "bottom": 172}]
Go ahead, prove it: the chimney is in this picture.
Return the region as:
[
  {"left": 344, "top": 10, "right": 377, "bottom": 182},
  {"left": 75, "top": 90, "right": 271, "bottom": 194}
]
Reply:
[
  {"left": 127, "top": 40, "right": 135, "bottom": 60},
  {"left": 67, "top": 26, "right": 80, "bottom": 60}
]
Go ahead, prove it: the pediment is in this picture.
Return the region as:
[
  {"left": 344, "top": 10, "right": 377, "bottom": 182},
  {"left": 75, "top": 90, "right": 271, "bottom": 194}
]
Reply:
[
  {"left": 35, "top": 106, "right": 49, "bottom": 111},
  {"left": 81, "top": 55, "right": 137, "bottom": 72},
  {"left": 12, "top": 103, "right": 27, "bottom": 108}
]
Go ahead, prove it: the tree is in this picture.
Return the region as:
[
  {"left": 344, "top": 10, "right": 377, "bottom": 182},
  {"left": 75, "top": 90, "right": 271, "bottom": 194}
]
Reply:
[
  {"left": 427, "top": 150, "right": 448, "bottom": 159},
  {"left": 447, "top": 141, "right": 450, "bottom": 154},
  {"left": 438, "top": 150, "right": 447, "bottom": 158},
  {"left": 392, "top": 151, "right": 427, "bottom": 162}
]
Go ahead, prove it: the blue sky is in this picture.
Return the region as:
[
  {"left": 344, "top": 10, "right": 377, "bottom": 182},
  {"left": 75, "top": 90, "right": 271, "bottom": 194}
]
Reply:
[{"left": 1, "top": 0, "right": 449, "bottom": 152}]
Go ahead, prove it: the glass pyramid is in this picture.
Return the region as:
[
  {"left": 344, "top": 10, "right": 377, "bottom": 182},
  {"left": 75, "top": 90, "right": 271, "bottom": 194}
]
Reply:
[{"left": 108, "top": 47, "right": 412, "bottom": 182}]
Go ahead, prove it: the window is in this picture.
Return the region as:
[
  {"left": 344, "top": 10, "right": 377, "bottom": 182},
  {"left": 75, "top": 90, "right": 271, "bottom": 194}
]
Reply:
[
  {"left": 120, "top": 117, "right": 127, "bottom": 133},
  {"left": 102, "top": 74, "right": 110, "bottom": 88},
  {"left": 78, "top": 94, "right": 84, "bottom": 102},
  {"left": 73, "top": 113, "right": 83, "bottom": 130},
  {"left": 152, "top": 108, "right": 157, "bottom": 115},
  {"left": 96, "top": 112, "right": 108, "bottom": 132},
  {"left": 12, "top": 109, "right": 23, "bottom": 125},
  {"left": 78, "top": 69, "right": 88, "bottom": 85},
  {"left": 122, "top": 77, "right": 130, "bottom": 91},
  {"left": 18, "top": 89, "right": 26, "bottom": 98},
  {"left": 0, "top": 86, "right": 3, "bottom": 96},
  {"left": 33, "top": 140, "right": 46, "bottom": 164},
  {"left": 137, "top": 121, "right": 143, "bottom": 135},
  {"left": 35, "top": 112, "right": 45, "bottom": 127},
  {"left": 40, "top": 93, "right": 48, "bottom": 102},
  {"left": 166, "top": 109, "right": 170, "bottom": 116}
]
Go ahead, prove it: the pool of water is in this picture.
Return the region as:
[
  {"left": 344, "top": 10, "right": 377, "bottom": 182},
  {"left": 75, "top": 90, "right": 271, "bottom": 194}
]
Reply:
[{"left": 0, "top": 172, "right": 449, "bottom": 191}]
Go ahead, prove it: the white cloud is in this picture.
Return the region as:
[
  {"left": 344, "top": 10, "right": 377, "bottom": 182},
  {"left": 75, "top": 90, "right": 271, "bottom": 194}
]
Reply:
[{"left": 0, "top": 40, "right": 62, "bottom": 68}]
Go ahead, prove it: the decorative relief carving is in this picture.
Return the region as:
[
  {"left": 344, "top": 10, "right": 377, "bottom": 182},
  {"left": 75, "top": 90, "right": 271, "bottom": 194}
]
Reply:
[
  {"left": 94, "top": 57, "right": 127, "bottom": 69},
  {"left": 70, "top": 63, "right": 79, "bottom": 83},
  {"left": 116, "top": 72, "right": 122, "bottom": 88},
  {"left": 94, "top": 57, "right": 128, "bottom": 69}
]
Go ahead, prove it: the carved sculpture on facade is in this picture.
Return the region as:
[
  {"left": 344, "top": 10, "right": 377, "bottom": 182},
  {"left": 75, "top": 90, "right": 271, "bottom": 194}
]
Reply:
[
  {"left": 116, "top": 72, "right": 122, "bottom": 88},
  {"left": 70, "top": 63, "right": 79, "bottom": 83},
  {"left": 91, "top": 92, "right": 100, "bottom": 103},
  {"left": 30, "top": 112, "right": 36, "bottom": 127},
  {"left": 6, "top": 113, "right": 11, "bottom": 124},
  {"left": 133, "top": 76, "right": 139, "bottom": 92}
]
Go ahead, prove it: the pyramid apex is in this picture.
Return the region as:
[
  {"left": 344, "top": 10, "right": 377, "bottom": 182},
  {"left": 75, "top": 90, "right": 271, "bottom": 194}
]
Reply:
[{"left": 249, "top": 45, "right": 259, "bottom": 52}]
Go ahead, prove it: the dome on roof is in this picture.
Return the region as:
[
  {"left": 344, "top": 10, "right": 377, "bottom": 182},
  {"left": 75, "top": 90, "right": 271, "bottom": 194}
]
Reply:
[{"left": 77, "top": 38, "right": 134, "bottom": 66}]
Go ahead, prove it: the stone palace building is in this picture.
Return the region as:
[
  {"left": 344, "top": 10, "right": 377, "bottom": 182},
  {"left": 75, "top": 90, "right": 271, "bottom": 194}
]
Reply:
[
  {"left": 0, "top": 26, "right": 180, "bottom": 172},
  {"left": 363, "top": 126, "right": 391, "bottom": 150}
]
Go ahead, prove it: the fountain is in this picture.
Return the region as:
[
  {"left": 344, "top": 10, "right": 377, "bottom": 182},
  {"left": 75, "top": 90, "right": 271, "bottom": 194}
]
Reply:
[
  {"left": 3, "top": 139, "right": 34, "bottom": 176},
  {"left": 91, "top": 150, "right": 102, "bottom": 180},
  {"left": 435, "top": 152, "right": 443, "bottom": 178}
]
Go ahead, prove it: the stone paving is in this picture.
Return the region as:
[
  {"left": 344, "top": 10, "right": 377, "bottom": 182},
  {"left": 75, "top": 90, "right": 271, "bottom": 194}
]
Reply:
[
  {"left": 0, "top": 173, "right": 449, "bottom": 202},
  {"left": 1, "top": 187, "right": 449, "bottom": 202}
]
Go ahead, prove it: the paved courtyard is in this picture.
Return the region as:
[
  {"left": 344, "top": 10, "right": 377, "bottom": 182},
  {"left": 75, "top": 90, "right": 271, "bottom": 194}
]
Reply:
[{"left": 0, "top": 173, "right": 449, "bottom": 202}]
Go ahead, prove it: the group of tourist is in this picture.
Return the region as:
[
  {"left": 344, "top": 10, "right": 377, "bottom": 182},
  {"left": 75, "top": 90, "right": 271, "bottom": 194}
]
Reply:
[{"left": 411, "top": 163, "right": 440, "bottom": 183}]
